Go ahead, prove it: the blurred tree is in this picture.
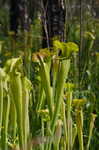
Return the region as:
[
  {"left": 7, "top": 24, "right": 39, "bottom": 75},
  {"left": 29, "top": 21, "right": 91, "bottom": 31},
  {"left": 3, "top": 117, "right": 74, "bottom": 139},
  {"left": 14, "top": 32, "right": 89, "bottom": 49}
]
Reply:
[
  {"left": 92, "top": 0, "right": 99, "bottom": 18},
  {"left": 10, "top": 0, "right": 30, "bottom": 33},
  {"left": 10, "top": 0, "right": 20, "bottom": 32},
  {"left": 42, "top": 0, "right": 65, "bottom": 48},
  {"left": 29, "top": 0, "right": 40, "bottom": 23}
]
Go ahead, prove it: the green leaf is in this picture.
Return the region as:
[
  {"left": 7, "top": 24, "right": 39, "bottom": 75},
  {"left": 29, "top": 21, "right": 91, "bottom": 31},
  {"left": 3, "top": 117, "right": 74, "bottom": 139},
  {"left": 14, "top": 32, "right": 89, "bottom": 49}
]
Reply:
[
  {"left": 84, "top": 32, "right": 95, "bottom": 40},
  {"left": 53, "top": 40, "right": 79, "bottom": 57}
]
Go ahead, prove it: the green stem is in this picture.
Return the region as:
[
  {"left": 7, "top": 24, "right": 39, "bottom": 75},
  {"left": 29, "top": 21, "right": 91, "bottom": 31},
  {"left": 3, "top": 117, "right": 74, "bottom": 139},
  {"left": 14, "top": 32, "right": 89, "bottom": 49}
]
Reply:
[
  {"left": 38, "top": 57, "right": 53, "bottom": 118},
  {"left": 0, "top": 72, "right": 3, "bottom": 137},
  {"left": 1, "top": 93, "right": 10, "bottom": 150},
  {"left": 36, "top": 83, "right": 45, "bottom": 111},
  {"left": 41, "top": 118, "right": 44, "bottom": 150},
  {"left": 53, "top": 120, "right": 62, "bottom": 150},
  {"left": 10, "top": 73, "right": 24, "bottom": 150},
  {"left": 67, "top": 92, "right": 72, "bottom": 150},
  {"left": 22, "top": 77, "right": 30, "bottom": 150},
  {"left": 72, "top": 125, "right": 77, "bottom": 149},
  {"left": 86, "top": 114, "right": 97, "bottom": 150},
  {"left": 62, "top": 101, "right": 67, "bottom": 150},
  {"left": 9, "top": 102, "right": 17, "bottom": 142},
  {"left": 51, "top": 59, "right": 70, "bottom": 133},
  {"left": 76, "top": 109, "right": 84, "bottom": 150}
]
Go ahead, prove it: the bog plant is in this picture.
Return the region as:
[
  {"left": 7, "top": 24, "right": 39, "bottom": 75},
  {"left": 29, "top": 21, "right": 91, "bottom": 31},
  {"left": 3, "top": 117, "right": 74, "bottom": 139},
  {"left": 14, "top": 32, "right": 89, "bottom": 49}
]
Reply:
[
  {"left": 0, "top": 57, "right": 32, "bottom": 150},
  {"left": 0, "top": 40, "right": 97, "bottom": 150}
]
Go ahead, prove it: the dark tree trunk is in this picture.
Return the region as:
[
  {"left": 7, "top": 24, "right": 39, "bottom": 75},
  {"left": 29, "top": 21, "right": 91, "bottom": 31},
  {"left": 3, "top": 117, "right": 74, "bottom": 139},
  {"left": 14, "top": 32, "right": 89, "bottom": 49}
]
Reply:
[
  {"left": 10, "top": 0, "right": 20, "bottom": 32},
  {"left": 29, "top": 0, "right": 40, "bottom": 22},
  {"left": 42, "top": 0, "right": 65, "bottom": 48},
  {"left": 10, "top": 0, "right": 30, "bottom": 33}
]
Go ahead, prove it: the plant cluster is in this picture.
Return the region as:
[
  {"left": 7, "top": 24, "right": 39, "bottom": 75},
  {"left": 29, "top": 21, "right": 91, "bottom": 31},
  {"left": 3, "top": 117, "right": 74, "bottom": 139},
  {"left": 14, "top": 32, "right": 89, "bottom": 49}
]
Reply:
[{"left": 0, "top": 39, "right": 97, "bottom": 150}]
